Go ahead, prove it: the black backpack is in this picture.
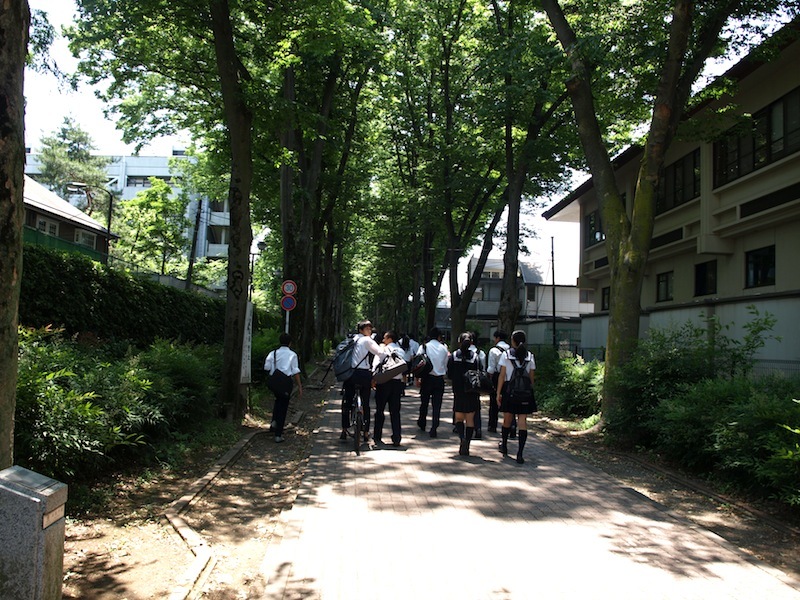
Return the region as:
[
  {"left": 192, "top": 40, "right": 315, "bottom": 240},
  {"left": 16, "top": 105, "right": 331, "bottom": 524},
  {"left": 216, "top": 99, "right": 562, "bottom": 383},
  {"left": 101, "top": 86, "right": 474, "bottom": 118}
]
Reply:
[
  {"left": 508, "top": 358, "right": 534, "bottom": 406},
  {"left": 332, "top": 337, "right": 368, "bottom": 382}
]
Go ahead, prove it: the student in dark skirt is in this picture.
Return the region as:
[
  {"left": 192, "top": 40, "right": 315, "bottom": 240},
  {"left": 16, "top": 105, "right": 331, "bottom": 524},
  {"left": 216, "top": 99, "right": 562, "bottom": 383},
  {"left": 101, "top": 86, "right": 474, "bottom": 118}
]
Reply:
[
  {"left": 495, "top": 330, "right": 536, "bottom": 463},
  {"left": 447, "top": 332, "right": 481, "bottom": 456}
]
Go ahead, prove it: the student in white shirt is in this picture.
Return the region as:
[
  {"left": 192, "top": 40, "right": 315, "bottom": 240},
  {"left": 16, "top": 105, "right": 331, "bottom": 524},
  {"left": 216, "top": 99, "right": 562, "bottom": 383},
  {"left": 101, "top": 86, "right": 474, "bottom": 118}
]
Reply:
[
  {"left": 341, "top": 320, "right": 383, "bottom": 442},
  {"left": 264, "top": 333, "right": 303, "bottom": 443},
  {"left": 415, "top": 327, "right": 450, "bottom": 437}
]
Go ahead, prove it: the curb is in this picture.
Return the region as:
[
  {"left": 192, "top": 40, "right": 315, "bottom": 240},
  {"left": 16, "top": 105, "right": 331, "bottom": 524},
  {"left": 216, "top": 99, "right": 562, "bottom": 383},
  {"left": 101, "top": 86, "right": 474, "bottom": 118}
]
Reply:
[
  {"left": 165, "top": 427, "right": 267, "bottom": 600},
  {"left": 164, "top": 364, "right": 321, "bottom": 599}
]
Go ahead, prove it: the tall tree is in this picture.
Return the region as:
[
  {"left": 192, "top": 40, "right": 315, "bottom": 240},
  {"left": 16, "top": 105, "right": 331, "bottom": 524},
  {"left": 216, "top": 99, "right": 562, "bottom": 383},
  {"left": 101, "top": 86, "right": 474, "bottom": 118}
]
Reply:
[
  {"left": 113, "top": 178, "right": 190, "bottom": 275},
  {"left": 0, "top": 0, "right": 30, "bottom": 469},
  {"left": 210, "top": 0, "right": 254, "bottom": 421},
  {"left": 36, "top": 116, "right": 110, "bottom": 202},
  {"left": 541, "top": 0, "right": 798, "bottom": 417}
]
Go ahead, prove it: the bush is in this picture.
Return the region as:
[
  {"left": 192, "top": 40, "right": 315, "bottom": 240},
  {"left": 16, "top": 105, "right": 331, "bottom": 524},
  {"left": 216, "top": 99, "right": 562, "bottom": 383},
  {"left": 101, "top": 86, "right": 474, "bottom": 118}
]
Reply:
[
  {"left": 250, "top": 329, "right": 282, "bottom": 384},
  {"left": 654, "top": 377, "right": 753, "bottom": 470},
  {"left": 20, "top": 244, "right": 225, "bottom": 346},
  {"left": 605, "top": 306, "right": 778, "bottom": 449},
  {"left": 14, "top": 328, "right": 223, "bottom": 482},
  {"left": 712, "top": 378, "right": 800, "bottom": 503},
  {"left": 538, "top": 355, "right": 604, "bottom": 418}
]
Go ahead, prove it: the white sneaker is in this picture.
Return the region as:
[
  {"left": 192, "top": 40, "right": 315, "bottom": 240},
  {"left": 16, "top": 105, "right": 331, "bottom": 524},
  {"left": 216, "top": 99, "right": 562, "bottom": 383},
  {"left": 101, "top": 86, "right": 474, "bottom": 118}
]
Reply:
[{"left": 275, "top": 435, "right": 285, "bottom": 443}]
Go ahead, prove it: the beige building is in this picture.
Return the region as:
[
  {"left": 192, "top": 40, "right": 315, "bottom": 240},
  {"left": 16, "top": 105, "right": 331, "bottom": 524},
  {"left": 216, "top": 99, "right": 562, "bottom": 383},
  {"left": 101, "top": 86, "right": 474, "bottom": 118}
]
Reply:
[{"left": 544, "top": 27, "right": 800, "bottom": 373}]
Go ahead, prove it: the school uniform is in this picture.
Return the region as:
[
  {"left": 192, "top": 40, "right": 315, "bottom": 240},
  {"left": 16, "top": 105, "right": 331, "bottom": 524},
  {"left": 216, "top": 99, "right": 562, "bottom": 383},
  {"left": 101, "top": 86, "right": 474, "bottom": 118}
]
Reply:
[
  {"left": 416, "top": 338, "right": 449, "bottom": 436},
  {"left": 264, "top": 345, "right": 301, "bottom": 437},
  {"left": 373, "top": 342, "right": 405, "bottom": 445}
]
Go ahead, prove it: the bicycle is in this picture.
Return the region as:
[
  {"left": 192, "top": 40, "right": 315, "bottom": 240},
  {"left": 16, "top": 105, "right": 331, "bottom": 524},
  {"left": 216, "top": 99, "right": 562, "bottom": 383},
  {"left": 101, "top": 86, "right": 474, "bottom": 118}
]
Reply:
[{"left": 349, "top": 381, "right": 367, "bottom": 455}]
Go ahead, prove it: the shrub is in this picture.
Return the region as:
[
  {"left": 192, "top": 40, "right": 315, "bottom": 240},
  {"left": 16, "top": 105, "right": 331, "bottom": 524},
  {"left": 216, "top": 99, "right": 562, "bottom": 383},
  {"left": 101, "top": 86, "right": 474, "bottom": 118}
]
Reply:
[
  {"left": 250, "top": 328, "right": 282, "bottom": 384},
  {"left": 20, "top": 244, "right": 225, "bottom": 346},
  {"left": 653, "top": 377, "right": 753, "bottom": 470},
  {"left": 14, "top": 328, "right": 223, "bottom": 482},
  {"left": 712, "top": 377, "right": 800, "bottom": 502},
  {"left": 605, "top": 306, "right": 779, "bottom": 449},
  {"left": 539, "top": 355, "right": 603, "bottom": 418}
]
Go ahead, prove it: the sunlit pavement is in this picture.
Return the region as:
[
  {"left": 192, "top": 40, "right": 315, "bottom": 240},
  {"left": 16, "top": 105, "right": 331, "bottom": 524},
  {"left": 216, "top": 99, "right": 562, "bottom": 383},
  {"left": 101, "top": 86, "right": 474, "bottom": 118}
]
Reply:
[{"left": 259, "top": 385, "right": 800, "bottom": 599}]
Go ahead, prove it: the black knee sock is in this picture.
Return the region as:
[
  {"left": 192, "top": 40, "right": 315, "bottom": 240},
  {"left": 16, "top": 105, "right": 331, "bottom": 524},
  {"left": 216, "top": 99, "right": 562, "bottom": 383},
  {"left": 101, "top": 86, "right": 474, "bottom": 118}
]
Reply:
[
  {"left": 455, "top": 421, "right": 465, "bottom": 439},
  {"left": 500, "top": 426, "right": 509, "bottom": 453},
  {"left": 517, "top": 429, "right": 528, "bottom": 461}
]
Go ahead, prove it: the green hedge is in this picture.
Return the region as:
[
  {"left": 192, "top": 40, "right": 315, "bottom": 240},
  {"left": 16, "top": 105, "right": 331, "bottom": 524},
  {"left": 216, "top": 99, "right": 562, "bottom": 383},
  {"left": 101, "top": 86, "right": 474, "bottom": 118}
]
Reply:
[{"left": 20, "top": 244, "right": 225, "bottom": 346}]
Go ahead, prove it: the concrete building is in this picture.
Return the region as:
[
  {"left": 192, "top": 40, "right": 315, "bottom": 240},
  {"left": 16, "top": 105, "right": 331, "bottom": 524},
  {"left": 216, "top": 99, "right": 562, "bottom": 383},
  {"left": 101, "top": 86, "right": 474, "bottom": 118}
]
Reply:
[{"left": 544, "top": 26, "right": 800, "bottom": 373}]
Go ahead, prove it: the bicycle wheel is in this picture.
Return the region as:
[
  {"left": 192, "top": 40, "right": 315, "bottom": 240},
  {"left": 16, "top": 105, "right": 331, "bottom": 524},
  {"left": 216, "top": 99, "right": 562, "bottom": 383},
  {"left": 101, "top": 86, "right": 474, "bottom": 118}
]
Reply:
[{"left": 354, "top": 411, "right": 363, "bottom": 455}]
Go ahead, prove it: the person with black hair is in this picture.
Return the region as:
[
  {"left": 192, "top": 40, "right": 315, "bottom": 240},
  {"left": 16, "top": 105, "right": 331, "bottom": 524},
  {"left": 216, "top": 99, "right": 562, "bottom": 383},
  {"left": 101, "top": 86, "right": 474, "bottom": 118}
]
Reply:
[
  {"left": 415, "top": 327, "right": 449, "bottom": 437},
  {"left": 447, "top": 332, "right": 481, "bottom": 456},
  {"left": 264, "top": 333, "right": 303, "bottom": 443},
  {"left": 486, "top": 330, "right": 510, "bottom": 433},
  {"left": 372, "top": 330, "right": 405, "bottom": 446},
  {"left": 495, "top": 330, "right": 536, "bottom": 463},
  {"left": 341, "top": 320, "right": 382, "bottom": 442}
]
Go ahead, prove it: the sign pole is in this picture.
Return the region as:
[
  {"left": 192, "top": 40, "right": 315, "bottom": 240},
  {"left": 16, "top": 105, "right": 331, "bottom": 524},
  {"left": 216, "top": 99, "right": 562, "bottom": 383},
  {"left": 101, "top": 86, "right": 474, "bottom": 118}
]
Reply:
[{"left": 280, "top": 280, "right": 298, "bottom": 335}]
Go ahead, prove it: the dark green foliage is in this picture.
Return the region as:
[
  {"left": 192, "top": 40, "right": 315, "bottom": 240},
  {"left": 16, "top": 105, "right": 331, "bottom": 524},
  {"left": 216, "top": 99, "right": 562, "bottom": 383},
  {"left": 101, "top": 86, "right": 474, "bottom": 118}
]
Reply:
[
  {"left": 537, "top": 349, "right": 604, "bottom": 419},
  {"left": 14, "top": 328, "right": 222, "bottom": 482},
  {"left": 606, "top": 320, "right": 717, "bottom": 448},
  {"left": 654, "top": 377, "right": 753, "bottom": 470},
  {"left": 654, "top": 376, "right": 800, "bottom": 505},
  {"left": 20, "top": 244, "right": 225, "bottom": 346},
  {"left": 605, "top": 307, "right": 777, "bottom": 449}
]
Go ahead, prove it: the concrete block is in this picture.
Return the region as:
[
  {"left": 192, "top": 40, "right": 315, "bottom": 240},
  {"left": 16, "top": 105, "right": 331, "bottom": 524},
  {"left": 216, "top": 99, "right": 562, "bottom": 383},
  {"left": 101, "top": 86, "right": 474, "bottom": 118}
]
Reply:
[{"left": 0, "top": 466, "right": 68, "bottom": 600}]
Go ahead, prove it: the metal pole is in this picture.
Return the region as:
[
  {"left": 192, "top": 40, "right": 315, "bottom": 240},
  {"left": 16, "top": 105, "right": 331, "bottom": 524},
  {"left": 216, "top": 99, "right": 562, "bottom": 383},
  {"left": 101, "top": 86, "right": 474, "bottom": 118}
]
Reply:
[{"left": 551, "top": 237, "right": 557, "bottom": 350}]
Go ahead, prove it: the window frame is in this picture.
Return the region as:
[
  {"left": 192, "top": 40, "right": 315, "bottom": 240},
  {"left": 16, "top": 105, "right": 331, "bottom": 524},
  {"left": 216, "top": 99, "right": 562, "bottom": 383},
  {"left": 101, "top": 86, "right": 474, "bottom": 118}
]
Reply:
[
  {"left": 656, "top": 271, "right": 674, "bottom": 302},
  {"left": 694, "top": 260, "right": 717, "bottom": 297},
  {"left": 745, "top": 245, "right": 776, "bottom": 288}
]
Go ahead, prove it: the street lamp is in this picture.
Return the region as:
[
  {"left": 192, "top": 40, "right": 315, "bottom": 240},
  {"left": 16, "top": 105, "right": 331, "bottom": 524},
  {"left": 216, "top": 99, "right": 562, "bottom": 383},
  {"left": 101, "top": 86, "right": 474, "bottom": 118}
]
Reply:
[{"left": 68, "top": 182, "right": 114, "bottom": 234}]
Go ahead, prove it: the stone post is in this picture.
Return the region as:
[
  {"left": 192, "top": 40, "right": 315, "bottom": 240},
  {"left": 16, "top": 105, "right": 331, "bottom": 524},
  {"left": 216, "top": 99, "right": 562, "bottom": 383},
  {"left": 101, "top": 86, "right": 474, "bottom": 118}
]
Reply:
[{"left": 0, "top": 466, "right": 68, "bottom": 599}]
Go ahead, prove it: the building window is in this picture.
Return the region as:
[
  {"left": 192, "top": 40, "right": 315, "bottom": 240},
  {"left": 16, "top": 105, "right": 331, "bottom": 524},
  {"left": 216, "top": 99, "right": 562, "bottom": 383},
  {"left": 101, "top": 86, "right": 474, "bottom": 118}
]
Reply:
[
  {"left": 656, "top": 271, "right": 674, "bottom": 302},
  {"left": 36, "top": 217, "right": 58, "bottom": 237},
  {"left": 584, "top": 209, "right": 606, "bottom": 248},
  {"left": 694, "top": 260, "right": 717, "bottom": 296},
  {"left": 601, "top": 286, "right": 610, "bottom": 311},
  {"left": 745, "top": 245, "right": 775, "bottom": 288},
  {"left": 714, "top": 86, "right": 800, "bottom": 187},
  {"left": 210, "top": 199, "right": 227, "bottom": 212},
  {"left": 527, "top": 286, "right": 537, "bottom": 302},
  {"left": 74, "top": 229, "right": 97, "bottom": 249},
  {"left": 657, "top": 148, "right": 700, "bottom": 214},
  {"left": 579, "top": 289, "right": 594, "bottom": 304}
]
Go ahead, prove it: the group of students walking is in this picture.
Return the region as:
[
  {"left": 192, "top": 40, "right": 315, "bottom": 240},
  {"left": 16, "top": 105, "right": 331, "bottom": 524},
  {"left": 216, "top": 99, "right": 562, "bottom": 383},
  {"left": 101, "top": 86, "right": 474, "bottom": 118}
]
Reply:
[{"left": 338, "top": 320, "right": 537, "bottom": 464}]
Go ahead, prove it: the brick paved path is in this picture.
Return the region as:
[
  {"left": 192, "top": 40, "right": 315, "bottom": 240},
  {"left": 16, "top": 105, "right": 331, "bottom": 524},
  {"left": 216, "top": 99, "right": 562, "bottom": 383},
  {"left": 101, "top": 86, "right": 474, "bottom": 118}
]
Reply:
[{"left": 260, "top": 386, "right": 800, "bottom": 599}]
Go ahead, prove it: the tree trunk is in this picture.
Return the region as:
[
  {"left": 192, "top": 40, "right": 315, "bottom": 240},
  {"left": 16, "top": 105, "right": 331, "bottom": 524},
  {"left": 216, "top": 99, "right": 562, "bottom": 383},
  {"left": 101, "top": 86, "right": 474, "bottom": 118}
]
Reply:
[
  {"left": 210, "top": 0, "right": 254, "bottom": 422},
  {"left": 0, "top": 0, "right": 29, "bottom": 469},
  {"left": 542, "top": 0, "right": 730, "bottom": 417}
]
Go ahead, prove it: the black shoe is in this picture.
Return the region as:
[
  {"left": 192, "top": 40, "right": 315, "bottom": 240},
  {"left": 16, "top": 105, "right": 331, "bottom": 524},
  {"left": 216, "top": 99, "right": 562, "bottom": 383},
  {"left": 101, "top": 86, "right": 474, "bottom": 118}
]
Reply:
[
  {"left": 516, "top": 454, "right": 525, "bottom": 464},
  {"left": 374, "top": 438, "right": 382, "bottom": 444},
  {"left": 487, "top": 426, "right": 497, "bottom": 433},
  {"left": 417, "top": 419, "right": 426, "bottom": 431},
  {"left": 459, "top": 439, "right": 468, "bottom": 456},
  {"left": 498, "top": 442, "right": 508, "bottom": 455},
  {"left": 391, "top": 437, "right": 401, "bottom": 447},
  {"left": 474, "top": 431, "right": 482, "bottom": 440},
  {"left": 340, "top": 430, "right": 348, "bottom": 440},
  {"left": 429, "top": 429, "right": 437, "bottom": 438}
]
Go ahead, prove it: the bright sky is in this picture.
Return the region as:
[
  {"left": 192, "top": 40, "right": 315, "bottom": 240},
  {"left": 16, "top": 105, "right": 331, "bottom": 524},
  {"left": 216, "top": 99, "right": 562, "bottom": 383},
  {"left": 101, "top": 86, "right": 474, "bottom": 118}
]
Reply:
[
  {"left": 25, "top": 0, "right": 185, "bottom": 155},
  {"left": 25, "top": 0, "right": 581, "bottom": 285}
]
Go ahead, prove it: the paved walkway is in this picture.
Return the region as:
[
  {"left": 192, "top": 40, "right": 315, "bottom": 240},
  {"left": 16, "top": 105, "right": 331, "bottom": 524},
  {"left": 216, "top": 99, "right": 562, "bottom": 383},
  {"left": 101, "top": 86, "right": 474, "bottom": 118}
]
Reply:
[{"left": 260, "top": 385, "right": 800, "bottom": 599}]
